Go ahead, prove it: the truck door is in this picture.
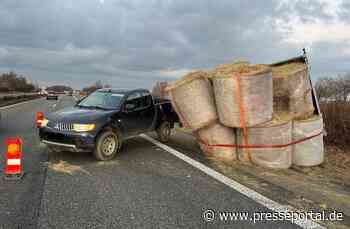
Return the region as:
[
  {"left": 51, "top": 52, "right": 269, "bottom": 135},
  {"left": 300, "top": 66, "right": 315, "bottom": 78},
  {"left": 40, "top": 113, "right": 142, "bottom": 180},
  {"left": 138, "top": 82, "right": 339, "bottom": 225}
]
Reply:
[
  {"left": 121, "top": 92, "right": 143, "bottom": 136},
  {"left": 138, "top": 92, "right": 156, "bottom": 132}
]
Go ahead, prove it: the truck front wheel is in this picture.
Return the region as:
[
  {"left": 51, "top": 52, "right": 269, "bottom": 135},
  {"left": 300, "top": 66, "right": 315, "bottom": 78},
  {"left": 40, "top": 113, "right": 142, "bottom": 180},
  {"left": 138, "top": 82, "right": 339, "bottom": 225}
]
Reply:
[
  {"left": 94, "top": 130, "right": 120, "bottom": 161},
  {"left": 156, "top": 121, "right": 171, "bottom": 143}
]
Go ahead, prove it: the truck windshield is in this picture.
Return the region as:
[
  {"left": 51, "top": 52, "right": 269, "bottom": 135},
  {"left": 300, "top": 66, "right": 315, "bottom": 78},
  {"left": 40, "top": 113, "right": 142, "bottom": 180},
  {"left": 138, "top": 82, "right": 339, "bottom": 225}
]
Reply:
[{"left": 78, "top": 91, "right": 124, "bottom": 110}]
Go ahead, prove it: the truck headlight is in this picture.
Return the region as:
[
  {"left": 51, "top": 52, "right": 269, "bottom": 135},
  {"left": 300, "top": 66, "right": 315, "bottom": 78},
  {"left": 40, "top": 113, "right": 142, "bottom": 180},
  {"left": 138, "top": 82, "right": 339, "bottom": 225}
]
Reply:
[
  {"left": 73, "top": 124, "right": 95, "bottom": 132},
  {"left": 41, "top": 118, "right": 49, "bottom": 127}
]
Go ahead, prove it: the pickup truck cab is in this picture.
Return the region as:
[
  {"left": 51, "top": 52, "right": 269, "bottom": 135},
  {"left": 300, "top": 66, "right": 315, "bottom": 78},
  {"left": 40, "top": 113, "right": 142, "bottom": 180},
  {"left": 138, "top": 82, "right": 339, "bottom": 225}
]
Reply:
[{"left": 39, "top": 88, "right": 179, "bottom": 160}]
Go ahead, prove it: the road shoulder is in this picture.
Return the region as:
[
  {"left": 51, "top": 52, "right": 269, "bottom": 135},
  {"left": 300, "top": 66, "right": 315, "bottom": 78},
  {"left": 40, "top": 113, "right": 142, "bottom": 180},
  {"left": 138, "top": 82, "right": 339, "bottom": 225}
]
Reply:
[{"left": 164, "top": 130, "right": 350, "bottom": 228}]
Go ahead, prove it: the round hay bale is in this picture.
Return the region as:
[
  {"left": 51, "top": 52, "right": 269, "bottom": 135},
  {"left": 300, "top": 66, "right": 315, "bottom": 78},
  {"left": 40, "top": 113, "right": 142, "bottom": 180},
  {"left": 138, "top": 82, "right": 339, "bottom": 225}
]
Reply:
[
  {"left": 271, "top": 62, "right": 314, "bottom": 119},
  {"left": 166, "top": 71, "right": 217, "bottom": 131},
  {"left": 196, "top": 122, "right": 237, "bottom": 162},
  {"left": 207, "top": 60, "right": 250, "bottom": 79},
  {"left": 237, "top": 114, "right": 293, "bottom": 169},
  {"left": 290, "top": 89, "right": 314, "bottom": 119},
  {"left": 292, "top": 115, "right": 324, "bottom": 167},
  {"left": 212, "top": 64, "right": 273, "bottom": 127}
]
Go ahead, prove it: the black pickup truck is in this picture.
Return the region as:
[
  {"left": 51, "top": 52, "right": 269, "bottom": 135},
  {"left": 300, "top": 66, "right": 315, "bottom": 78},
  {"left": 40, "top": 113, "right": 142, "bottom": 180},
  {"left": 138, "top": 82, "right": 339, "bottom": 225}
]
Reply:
[{"left": 39, "top": 88, "right": 179, "bottom": 160}]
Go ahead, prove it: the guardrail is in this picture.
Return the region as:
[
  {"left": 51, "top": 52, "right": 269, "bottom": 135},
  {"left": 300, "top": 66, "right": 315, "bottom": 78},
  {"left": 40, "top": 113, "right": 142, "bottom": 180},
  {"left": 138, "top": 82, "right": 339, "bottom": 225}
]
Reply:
[{"left": 0, "top": 92, "right": 39, "bottom": 100}]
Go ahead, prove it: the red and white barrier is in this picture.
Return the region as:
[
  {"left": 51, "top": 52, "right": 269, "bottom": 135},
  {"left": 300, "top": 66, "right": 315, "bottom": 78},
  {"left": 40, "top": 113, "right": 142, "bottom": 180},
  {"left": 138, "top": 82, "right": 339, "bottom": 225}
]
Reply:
[
  {"left": 4, "top": 138, "right": 24, "bottom": 180},
  {"left": 36, "top": 111, "right": 44, "bottom": 128}
]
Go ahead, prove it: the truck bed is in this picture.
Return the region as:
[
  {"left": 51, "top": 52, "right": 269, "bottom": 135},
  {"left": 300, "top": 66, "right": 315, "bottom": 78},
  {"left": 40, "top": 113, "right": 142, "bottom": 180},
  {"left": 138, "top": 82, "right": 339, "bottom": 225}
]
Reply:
[{"left": 153, "top": 98, "right": 179, "bottom": 127}]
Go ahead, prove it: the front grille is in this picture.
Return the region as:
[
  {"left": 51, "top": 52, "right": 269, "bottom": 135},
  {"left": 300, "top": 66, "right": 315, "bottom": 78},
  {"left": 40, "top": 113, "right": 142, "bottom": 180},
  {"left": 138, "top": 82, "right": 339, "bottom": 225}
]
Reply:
[
  {"left": 43, "top": 132, "right": 75, "bottom": 145},
  {"left": 53, "top": 122, "right": 74, "bottom": 131}
]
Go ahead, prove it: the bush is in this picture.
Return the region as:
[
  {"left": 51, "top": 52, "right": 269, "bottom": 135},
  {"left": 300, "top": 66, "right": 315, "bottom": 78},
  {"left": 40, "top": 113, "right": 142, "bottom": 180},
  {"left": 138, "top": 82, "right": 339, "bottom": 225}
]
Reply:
[
  {"left": 321, "top": 102, "right": 350, "bottom": 149},
  {"left": 315, "top": 74, "right": 350, "bottom": 149}
]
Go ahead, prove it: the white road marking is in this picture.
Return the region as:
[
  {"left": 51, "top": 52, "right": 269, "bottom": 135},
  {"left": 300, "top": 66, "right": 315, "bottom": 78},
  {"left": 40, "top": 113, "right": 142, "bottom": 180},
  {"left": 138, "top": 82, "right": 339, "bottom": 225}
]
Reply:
[
  {"left": 141, "top": 134, "right": 325, "bottom": 229},
  {"left": 0, "top": 98, "right": 43, "bottom": 110},
  {"left": 51, "top": 96, "right": 63, "bottom": 109}
]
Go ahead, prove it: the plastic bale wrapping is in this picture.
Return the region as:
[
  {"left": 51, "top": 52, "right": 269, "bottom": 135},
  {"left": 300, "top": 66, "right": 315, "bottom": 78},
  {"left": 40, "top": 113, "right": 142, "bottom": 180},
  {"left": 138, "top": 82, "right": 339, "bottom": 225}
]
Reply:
[
  {"left": 212, "top": 64, "right": 273, "bottom": 127},
  {"left": 271, "top": 62, "right": 315, "bottom": 119},
  {"left": 237, "top": 115, "right": 293, "bottom": 169},
  {"left": 166, "top": 71, "right": 218, "bottom": 131},
  {"left": 196, "top": 122, "right": 237, "bottom": 162},
  {"left": 292, "top": 115, "right": 324, "bottom": 166}
]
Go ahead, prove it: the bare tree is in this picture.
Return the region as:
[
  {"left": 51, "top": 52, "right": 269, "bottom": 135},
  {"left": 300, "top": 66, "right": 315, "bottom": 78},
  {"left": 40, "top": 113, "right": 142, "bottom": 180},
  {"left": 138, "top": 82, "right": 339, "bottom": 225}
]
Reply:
[
  {"left": 0, "top": 72, "right": 36, "bottom": 92},
  {"left": 315, "top": 74, "right": 350, "bottom": 102},
  {"left": 315, "top": 77, "right": 338, "bottom": 101},
  {"left": 335, "top": 73, "right": 350, "bottom": 102}
]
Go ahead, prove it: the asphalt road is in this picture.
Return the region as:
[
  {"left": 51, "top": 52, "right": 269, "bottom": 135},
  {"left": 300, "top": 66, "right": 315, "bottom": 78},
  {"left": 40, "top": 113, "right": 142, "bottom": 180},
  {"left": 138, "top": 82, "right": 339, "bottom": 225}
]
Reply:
[{"left": 0, "top": 96, "right": 300, "bottom": 229}]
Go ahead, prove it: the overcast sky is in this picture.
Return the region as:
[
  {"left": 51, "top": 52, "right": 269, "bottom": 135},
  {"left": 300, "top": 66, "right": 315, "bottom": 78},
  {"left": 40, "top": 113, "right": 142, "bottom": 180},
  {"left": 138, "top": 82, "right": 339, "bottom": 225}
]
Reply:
[{"left": 0, "top": 0, "right": 349, "bottom": 89}]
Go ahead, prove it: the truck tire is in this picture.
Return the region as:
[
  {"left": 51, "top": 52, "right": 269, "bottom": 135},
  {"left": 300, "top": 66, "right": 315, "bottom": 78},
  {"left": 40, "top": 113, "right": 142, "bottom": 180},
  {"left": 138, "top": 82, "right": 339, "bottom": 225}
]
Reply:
[
  {"left": 94, "top": 130, "right": 120, "bottom": 161},
  {"left": 156, "top": 121, "right": 171, "bottom": 143}
]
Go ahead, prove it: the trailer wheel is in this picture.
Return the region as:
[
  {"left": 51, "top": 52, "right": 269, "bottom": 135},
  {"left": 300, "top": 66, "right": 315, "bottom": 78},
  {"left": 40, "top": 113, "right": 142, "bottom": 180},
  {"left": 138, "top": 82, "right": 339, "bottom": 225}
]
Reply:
[
  {"left": 94, "top": 130, "right": 120, "bottom": 161},
  {"left": 156, "top": 121, "right": 171, "bottom": 143}
]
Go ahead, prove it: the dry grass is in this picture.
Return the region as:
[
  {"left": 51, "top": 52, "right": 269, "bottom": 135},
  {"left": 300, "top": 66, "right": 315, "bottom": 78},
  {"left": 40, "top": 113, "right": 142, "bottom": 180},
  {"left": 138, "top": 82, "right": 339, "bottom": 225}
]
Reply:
[
  {"left": 208, "top": 60, "right": 250, "bottom": 78},
  {"left": 166, "top": 71, "right": 208, "bottom": 91},
  {"left": 49, "top": 160, "right": 91, "bottom": 176},
  {"left": 174, "top": 123, "right": 193, "bottom": 134},
  {"left": 271, "top": 62, "right": 306, "bottom": 76},
  {"left": 212, "top": 63, "right": 270, "bottom": 78},
  {"left": 321, "top": 102, "right": 350, "bottom": 149}
]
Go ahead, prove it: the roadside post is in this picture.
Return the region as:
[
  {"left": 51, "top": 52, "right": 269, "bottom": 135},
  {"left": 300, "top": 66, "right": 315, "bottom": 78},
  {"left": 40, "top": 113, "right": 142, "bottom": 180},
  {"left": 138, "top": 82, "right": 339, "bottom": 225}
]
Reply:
[
  {"left": 303, "top": 48, "right": 321, "bottom": 116},
  {"left": 3, "top": 138, "right": 24, "bottom": 180}
]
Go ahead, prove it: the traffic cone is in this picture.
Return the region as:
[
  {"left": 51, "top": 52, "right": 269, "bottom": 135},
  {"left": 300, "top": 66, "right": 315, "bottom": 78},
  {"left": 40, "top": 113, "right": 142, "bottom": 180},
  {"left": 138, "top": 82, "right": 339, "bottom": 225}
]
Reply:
[
  {"left": 4, "top": 138, "right": 24, "bottom": 180},
  {"left": 36, "top": 112, "right": 44, "bottom": 128}
]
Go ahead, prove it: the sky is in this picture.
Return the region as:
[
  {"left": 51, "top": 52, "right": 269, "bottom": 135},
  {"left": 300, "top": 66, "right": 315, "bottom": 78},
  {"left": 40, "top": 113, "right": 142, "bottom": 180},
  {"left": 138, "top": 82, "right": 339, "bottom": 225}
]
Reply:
[{"left": 0, "top": 0, "right": 349, "bottom": 89}]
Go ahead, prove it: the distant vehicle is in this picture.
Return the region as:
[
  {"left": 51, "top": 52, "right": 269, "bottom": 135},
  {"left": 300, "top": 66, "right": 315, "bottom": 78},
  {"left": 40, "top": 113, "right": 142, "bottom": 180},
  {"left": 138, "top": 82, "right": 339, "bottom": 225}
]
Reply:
[
  {"left": 39, "top": 88, "right": 179, "bottom": 161},
  {"left": 46, "top": 91, "right": 58, "bottom": 100}
]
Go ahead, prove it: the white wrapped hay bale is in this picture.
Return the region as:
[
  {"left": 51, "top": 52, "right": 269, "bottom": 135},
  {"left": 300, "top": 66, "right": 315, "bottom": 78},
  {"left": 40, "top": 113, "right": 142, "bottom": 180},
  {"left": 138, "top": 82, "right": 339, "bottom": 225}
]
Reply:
[
  {"left": 290, "top": 89, "right": 314, "bottom": 118},
  {"left": 237, "top": 115, "right": 293, "bottom": 169},
  {"left": 212, "top": 64, "right": 273, "bottom": 127},
  {"left": 196, "top": 122, "right": 237, "bottom": 162},
  {"left": 271, "top": 62, "right": 315, "bottom": 119},
  {"left": 292, "top": 115, "right": 324, "bottom": 166},
  {"left": 166, "top": 71, "right": 217, "bottom": 131}
]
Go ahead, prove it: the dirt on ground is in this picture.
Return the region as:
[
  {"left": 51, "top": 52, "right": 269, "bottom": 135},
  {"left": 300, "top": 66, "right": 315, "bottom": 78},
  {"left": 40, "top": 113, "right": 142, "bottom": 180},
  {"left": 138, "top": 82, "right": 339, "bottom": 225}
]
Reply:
[
  {"left": 170, "top": 130, "right": 350, "bottom": 228},
  {"left": 209, "top": 146, "right": 350, "bottom": 228},
  {"left": 322, "top": 146, "right": 350, "bottom": 184}
]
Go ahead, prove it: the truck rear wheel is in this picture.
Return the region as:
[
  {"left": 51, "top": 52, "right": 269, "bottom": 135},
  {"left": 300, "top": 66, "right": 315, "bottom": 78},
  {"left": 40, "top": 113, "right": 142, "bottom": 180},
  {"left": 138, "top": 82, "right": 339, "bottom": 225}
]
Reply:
[
  {"left": 94, "top": 130, "right": 120, "bottom": 161},
  {"left": 156, "top": 121, "right": 171, "bottom": 143}
]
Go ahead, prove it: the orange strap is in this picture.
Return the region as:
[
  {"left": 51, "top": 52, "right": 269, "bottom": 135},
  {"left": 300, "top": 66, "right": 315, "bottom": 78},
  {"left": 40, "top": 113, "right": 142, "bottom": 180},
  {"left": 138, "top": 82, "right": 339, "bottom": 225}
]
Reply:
[
  {"left": 234, "top": 73, "right": 252, "bottom": 161},
  {"left": 169, "top": 79, "right": 323, "bottom": 151},
  {"left": 198, "top": 130, "right": 323, "bottom": 149}
]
